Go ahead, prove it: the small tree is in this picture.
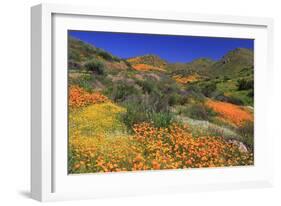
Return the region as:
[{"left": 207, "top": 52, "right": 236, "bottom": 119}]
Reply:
[
  {"left": 98, "top": 50, "right": 113, "bottom": 61},
  {"left": 237, "top": 78, "right": 253, "bottom": 90},
  {"left": 201, "top": 81, "right": 217, "bottom": 97},
  {"left": 84, "top": 59, "right": 105, "bottom": 75}
]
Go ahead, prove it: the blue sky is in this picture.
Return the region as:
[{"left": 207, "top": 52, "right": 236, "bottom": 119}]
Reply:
[{"left": 69, "top": 30, "right": 254, "bottom": 63}]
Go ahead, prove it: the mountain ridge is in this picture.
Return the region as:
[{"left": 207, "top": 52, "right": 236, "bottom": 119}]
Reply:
[{"left": 69, "top": 37, "right": 253, "bottom": 78}]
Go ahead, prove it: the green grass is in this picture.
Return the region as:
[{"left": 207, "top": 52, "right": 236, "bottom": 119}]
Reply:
[{"left": 216, "top": 79, "right": 253, "bottom": 106}]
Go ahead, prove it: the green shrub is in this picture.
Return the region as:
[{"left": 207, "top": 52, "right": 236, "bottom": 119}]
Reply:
[
  {"left": 237, "top": 121, "right": 254, "bottom": 151},
  {"left": 109, "top": 81, "right": 140, "bottom": 102},
  {"left": 185, "top": 85, "right": 205, "bottom": 103},
  {"left": 68, "top": 60, "right": 82, "bottom": 70},
  {"left": 248, "top": 89, "right": 254, "bottom": 98},
  {"left": 180, "top": 103, "right": 217, "bottom": 121},
  {"left": 237, "top": 78, "right": 254, "bottom": 90},
  {"left": 121, "top": 100, "right": 174, "bottom": 130},
  {"left": 200, "top": 81, "right": 217, "bottom": 97},
  {"left": 223, "top": 76, "right": 230, "bottom": 82},
  {"left": 69, "top": 49, "right": 81, "bottom": 62},
  {"left": 84, "top": 44, "right": 94, "bottom": 53},
  {"left": 225, "top": 95, "right": 244, "bottom": 105},
  {"left": 112, "top": 56, "right": 121, "bottom": 62},
  {"left": 168, "top": 93, "right": 181, "bottom": 106},
  {"left": 98, "top": 50, "right": 113, "bottom": 61},
  {"left": 69, "top": 74, "right": 94, "bottom": 92},
  {"left": 68, "top": 147, "right": 76, "bottom": 173},
  {"left": 121, "top": 102, "right": 147, "bottom": 129},
  {"left": 148, "top": 92, "right": 170, "bottom": 112},
  {"left": 137, "top": 79, "right": 157, "bottom": 94},
  {"left": 84, "top": 59, "right": 106, "bottom": 75},
  {"left": 213, "top": 92, "right": 244, "bottom": 105},
  {"left": 150, "top": 112, "right": 174, "bottom": 128},
  {"left": 96, "top": 49, "right": 121, "bottom": 62}
]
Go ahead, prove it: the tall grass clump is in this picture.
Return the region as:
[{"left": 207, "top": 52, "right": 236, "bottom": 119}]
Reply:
[
  {"left": 69, "top": 74, "right": 94, "bottom": 92},
  {"left": 179, "top": 103, "right": 217, "bottom": 121},
  {"left": 84, "top": 59, "right": 106, "bottom": 75},
  {"left": 237, "top": 121, "right": 254, "bottom": 151},
  {"left": 121, "top": 100, "right": 174, "bottom": 130}
]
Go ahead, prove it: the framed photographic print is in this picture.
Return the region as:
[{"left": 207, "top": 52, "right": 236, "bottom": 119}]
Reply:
[{"left": 31, "top": 3, "right": 274, "bottom": 201}]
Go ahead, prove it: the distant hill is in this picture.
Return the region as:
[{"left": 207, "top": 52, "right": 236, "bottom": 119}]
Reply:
[
  {"left": 168, "top": 58, "right": 215, "bottom": 76},
  {"left": 69, "top": 37, "right": 123, "bottom": 62},
  {"left": 168, "top": 48, "right": 253, "bottom": 79},
  {"left": 128, "top": 55, "right": 168, "bottom": 67},
  {"left": 209, "top": 48, "right": 253, "bottom": 77},
  {"left": 69, "top": 37, "right": 253, "bottom": 79},
  {"left": 127, "top": 55, "right": 168, "bottom": 72},
  {"left": 188, "top": 58, "right": 215, "bottom": 72},
  {"left": 68, "top": 37, "right": 130, "bottom": 72},
  {"left": 69, "top": 37, "right": 97, "bottom": 62}
]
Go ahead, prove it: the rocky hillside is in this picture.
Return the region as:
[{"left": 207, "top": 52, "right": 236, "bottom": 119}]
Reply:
[
  {"left": 208, "top": 48, "right": 253, "bottom": 77},
  {"left": 128, "top": 55, "right": 168, "bottom": 68}
]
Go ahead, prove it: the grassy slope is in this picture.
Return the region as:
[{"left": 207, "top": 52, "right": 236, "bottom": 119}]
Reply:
[
  {"left": 216, "top": 79, "right": 253, "bottom": 106},
  {"left": 208, "top": 48, "right": 253, "bottom": 77}
]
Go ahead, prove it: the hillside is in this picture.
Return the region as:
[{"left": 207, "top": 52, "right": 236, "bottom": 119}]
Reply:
[
  {"left": 209, "top": 48, "right": 253, "bottom": 77},
  {"left": 68, "top": 37, "right": 254, "bottom": 105},
  {"left": 68, "top": 37, "right": 254, "bottom": 174},
  {"left": 69, "top": 37, "right": 253, "bottom": 79},
  {"left": 128, "top": 54, "right": 168, "bottom": 67},
  {"left": 168, "top": 58, "right": 215, "bottom": 75},
  {"left": 127, "top": 55, "right": 168, "bottom": 72},
  {"left": 68, "top": 37, "right": 131, "bottom": 72}
]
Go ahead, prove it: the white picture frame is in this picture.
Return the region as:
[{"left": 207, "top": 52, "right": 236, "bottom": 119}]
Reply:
[{"left": 31, "top": 3, "right": 274, "bottom": 202}]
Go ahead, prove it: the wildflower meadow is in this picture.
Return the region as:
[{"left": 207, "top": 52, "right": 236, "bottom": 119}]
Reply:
[{"left": 68, "top": 31, "right": 254, "bottom": 174}]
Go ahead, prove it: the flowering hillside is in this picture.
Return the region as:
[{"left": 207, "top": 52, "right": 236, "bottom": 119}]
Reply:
[{"left": 67, "top": 37, "right": 254, "bottom": 174}]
